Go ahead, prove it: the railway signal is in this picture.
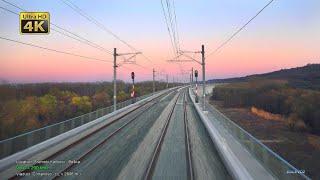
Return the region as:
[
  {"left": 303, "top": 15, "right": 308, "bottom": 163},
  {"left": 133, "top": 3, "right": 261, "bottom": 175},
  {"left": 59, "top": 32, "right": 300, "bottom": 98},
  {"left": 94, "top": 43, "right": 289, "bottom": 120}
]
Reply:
[
  {"left": 131, "top": 72, "right": 135, "bottom": 103},
  {"left": 194, "top": 70, "right": 199, "bottom": 103}
]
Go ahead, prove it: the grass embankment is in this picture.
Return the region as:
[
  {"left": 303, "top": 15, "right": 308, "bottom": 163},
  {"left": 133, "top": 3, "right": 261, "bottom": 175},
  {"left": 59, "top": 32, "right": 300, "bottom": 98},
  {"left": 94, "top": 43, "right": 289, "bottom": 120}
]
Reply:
[{"left": 211, "top": 79, "right": 320, "bottom": 134}]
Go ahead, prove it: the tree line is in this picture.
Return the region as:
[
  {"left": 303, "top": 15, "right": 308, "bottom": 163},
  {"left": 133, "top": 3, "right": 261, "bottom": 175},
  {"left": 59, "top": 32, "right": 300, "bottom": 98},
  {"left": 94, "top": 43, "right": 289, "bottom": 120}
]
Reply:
[
  {"left": 211, "top": 79, "right": 320, "bottom": 134},
  {"left": 0, "top": 81, "right": 180, "bottom": 140}
]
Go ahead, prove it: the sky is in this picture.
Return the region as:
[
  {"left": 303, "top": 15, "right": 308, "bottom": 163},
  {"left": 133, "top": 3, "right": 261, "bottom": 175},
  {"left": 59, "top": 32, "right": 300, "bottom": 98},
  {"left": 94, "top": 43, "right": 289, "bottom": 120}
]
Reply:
[{"left": 0, "top": 0, "right": 319, "bottom": 83}]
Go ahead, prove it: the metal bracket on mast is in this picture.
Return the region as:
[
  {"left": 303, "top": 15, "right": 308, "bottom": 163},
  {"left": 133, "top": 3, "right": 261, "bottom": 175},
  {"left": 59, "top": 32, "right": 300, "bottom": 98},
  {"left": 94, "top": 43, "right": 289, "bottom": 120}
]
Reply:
[
  {"left": 167, "top": 46, "right": 206, "bottom": 111},
  {"left": 113, "top": 51, "right": 141, "bottom": 111}
]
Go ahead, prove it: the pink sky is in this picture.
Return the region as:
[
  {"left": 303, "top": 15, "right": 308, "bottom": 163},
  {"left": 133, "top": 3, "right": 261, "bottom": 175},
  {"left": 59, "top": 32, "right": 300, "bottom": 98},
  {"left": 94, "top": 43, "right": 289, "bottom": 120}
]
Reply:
[
  {"left": 0, "top": 0, "right": 319, "bottom": 83},
  {"left": 0, "top": 37, "right": 318, "bottom": 83}
]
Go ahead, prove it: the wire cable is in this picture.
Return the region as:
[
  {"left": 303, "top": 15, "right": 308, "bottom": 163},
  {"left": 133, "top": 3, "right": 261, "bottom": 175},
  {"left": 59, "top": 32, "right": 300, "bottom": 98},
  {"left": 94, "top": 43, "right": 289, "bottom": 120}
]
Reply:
[
  {"left": 61, "top": 0, "right": 155, "bottom": 65},
  {"left": 0, "top": 1, "right": 113, "bottom": 55},
  {"left": 160, "top": 0, "right": 182, "bottom": 59},
  {"left": 166, "top": 0, "right": 178, "bottom": 54},
  {"left": 0, "top": 36, "right": 112, "bottom": 63},
  {"left": 0, "top": 5, "right": 17, "bottom": 15},
  {"left": 207, "top": 0, "right": 275, "bottom": 57},
  {"left": 172, "top": 0, "right": 180, "bottom": 52},
  {"left": 161, "top": 0, "right": 177, "bottom": 56},
  {"left": 1, "top": 0, "right": 160, "bottom": 69},
  {"left": 1, "top": 0, "right": 157, "bottom": 79},
  {"left": 0, "top": 0, "right": 22, "bottom": 10},
  {"left": 61, "top": 0, "right": 135, "bottom": 51},
  {"left": 0, "top": 5, "right": 111, "bottom": 55}
]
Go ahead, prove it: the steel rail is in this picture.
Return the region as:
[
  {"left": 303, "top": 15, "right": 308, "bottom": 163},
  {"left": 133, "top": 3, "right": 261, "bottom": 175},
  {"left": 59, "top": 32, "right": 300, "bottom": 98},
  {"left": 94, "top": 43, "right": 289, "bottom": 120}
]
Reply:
[
  {"left": 184, "top": 91, "right": 194, "bottom": 180},
  {"left": 51, "top": 90, "right": 175, "bottom": 179},
  {"left": 9, "top": 90, "right": 174, "bottom": 180},
  {"left": 143, "top": 90, "right": 182, "bottom": 180}
]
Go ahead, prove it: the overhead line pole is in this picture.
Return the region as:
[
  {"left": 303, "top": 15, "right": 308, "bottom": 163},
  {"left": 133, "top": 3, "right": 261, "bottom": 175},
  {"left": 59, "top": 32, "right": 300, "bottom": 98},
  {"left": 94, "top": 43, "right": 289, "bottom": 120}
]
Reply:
[
  {"left": 113, "top": 49, "right": 141, "bottom": 111},
  {"left": 168, "top": 45, "right": 206, "bottom": 110},
  {"left": 173, "top": 76, "right": 175, "bottom": 87},
  {"left": 113, "top": 48, "right": 117, "bottom": 111},
  {"left": 153, "top": 68, "right": 156, "bottom": 93},
  {"left": 191, "top": 67, "right": 193, "bottom": 87},
  {"left": 201, "top": 45, "right": 206, "bottom": 111},
  {"left": 166, "top": 74, "right": 169, "bottom": 88}
]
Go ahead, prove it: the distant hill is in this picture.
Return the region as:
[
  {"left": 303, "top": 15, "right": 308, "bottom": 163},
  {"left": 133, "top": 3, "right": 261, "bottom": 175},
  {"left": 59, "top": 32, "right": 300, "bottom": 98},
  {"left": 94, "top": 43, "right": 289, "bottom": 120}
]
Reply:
[
  {"left": 0, "top": 79, "right": 9, "bottom": 85},
  {"left": 208, "top": 64, "right": 320, "bottom": 90}
]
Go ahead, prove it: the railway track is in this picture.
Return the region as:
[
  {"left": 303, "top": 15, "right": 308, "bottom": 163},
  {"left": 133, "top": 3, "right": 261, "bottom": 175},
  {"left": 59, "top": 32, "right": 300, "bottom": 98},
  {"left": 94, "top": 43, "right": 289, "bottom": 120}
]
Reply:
[
  {"left": 143, "top": 89, "right": 194, "bottom": 180},
  {"left": 183, "top": 91, "right": 194, "bottom": 180},
  {"left": 10, "top": 89, "right": 176, "bottom": 180}
]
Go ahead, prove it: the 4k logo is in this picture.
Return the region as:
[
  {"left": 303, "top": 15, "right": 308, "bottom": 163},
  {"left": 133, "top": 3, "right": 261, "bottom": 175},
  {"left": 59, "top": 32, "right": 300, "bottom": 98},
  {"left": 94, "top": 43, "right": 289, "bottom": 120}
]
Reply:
[{"left": 20, "top": 12, "right": 50, "bottom": 34}]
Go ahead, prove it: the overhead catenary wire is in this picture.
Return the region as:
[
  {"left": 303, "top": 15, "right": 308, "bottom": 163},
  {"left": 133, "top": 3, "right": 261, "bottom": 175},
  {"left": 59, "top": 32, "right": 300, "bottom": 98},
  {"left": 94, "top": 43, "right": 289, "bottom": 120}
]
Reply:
[
  {"left": 61, "top": 0, "right": 156, "bottom": 66},
  {"left": 0, "top": 1, "right": 113, "bottom": 55},
  {"left": 0, "top": 7, "right": 143, "bottom": 89},
  {"left": 133, "top": 63, "right": 152, "bottom": 71},
  {"left": 161, "top": 0, "right": 177, "bottom": 56},
  {"left": 2, "top": 0, "right": 158, "bottom": 69},
  {"left": 171, "top": 0, "right": 180, "bottom": 52},
  {"left": 0, "top": 2, "right": 154, "bottom": 77},
  {"left": 0, "top": 0, "right": 21, "bottom": 11},
  {"left": 0, "top": 7, "right": 110, "bottom": 54},
  {"left": 166, "top": 0, "right": 178, "bottom": 54},
  {"left": 207, "top": 0, "right": 275, "bottom": 57},
  {"left": 166, "top": 0, "right": 186, "bottom": 75},
  {"left": 0, "top": 5, "right": 17, "bottom": 15},
  {"left": 51, "top": 27, "right": 113, "bottom": 55},
  {"left": 161, "top": 0, "right": 181, "bottom": 56},
  {"left": 61, "top": 0, "right": 135, "bottom": 52},
  {"left": 50, "top": 23, "right": 113, "bottom": 55},
  {"left": 0, "top": 36, "right": 112, "bottom": 63},
  {"left": 0, "top": 1, "right": 169, "bottom": 83},
  {"left": 168, "top": 0, "right": 180, "bottom": 54},
  {"left": 161, "top": 0, "right": 183, "bottom": 67}
]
